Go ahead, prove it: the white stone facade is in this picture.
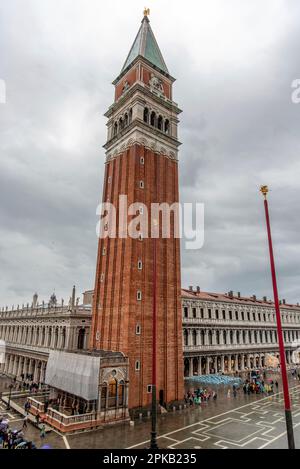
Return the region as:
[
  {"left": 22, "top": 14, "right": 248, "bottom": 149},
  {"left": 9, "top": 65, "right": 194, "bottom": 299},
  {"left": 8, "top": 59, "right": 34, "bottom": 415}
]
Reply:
[
  {"left": 0, "top": 290, "right": 92, "bottom": 383},
  {"left": 182, "top": 289, "right": 300, "bottom": 377}
]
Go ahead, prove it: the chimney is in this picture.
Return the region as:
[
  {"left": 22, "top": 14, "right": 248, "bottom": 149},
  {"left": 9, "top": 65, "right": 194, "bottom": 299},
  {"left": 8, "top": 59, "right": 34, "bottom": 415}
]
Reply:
[
  {"left": 279, "top": 300, "right": 282, "bottom": 305},
  {"left": 228, "top": 290, "right": 233, "bottom": 298},
  {"left": 196, "top": 286, "right": 200, "bottom": 293},
  {"left": 263, "top": 296, "right": 267, "bottom": 302},
  {"left": 237, "top": 292, "right": 241, "bottom": 298},
  {"left": 282, "top": 299, "right": 286, "bottom": 305},
  {"left": 252, "top": 295, "right": 256, "bottom": 301},
  {"left": 189, "top": 286, "right": 193, "bottom": 292}
]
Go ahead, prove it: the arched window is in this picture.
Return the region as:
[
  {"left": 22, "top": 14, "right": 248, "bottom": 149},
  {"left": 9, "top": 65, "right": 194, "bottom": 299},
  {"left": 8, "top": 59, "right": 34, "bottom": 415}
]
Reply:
[
  {"left": 118, "top": 380, "right": 125, "bottom": 406},
  {"left": 183, "top": 329, "right": 188, "bottom": 346},
  {"left": 192, "top": 329, "right": 197, "bottom": 346},
  {"left": 208, "top": 330, "right": 213, "bottom": 345},
  {"left": 223, "top": 330, "right": 227, "bottom": 344},
  {"left": 41, "top": 327, "right": 45, "bottom": 346},
  {"left": 108, "top": 377, "right": 117, "bottom": 408},
  {"left": 143, "top": 107, "right": 149, "bottom": 123},
  {"left": 119, "top": 118, "right": 123, "bottom": 132},
  {"left": 61, "top": 328, "right": 66, "bottom": 349},
  {"left": 157, "top": 115, "right": 163, "bottom": 131},
  {"left": 48, "top": 328, "right": 52, "bottom": 347},
  {"left": 150, "top": 111, "right": 156, "bottom": 127},
  {"left": 101, "top": 383, "right": 107, "bottom": 409},
  {"left": 129, "top": 108, "right": 132, "bottom": 123},
  {"left": 113, "top": 122, "right": 118, "bottom": 136},
  {"left": 54, "top": 328, "right": 59, "bottom": 348},
  {"left": 201, "top": 330, "right": 205, "bottom": 345},
  {"left": 77, "top": 328, "right": 85, "bottom": 350},
  {"left": 230, "top": 330, "right": 233, "bottom": 344},
  {"left": 216, "top": 330, "right": 220, "bottom": 344},
  {"left": 164, "top": 119, "right": 170, "bottom": 134},
  {"left": 124, "top": 113, "right": 128, "bottom": 126}
]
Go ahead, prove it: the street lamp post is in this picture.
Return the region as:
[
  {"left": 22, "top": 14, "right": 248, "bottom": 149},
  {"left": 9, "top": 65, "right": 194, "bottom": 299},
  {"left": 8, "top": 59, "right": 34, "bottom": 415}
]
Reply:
[{"left": 260, "top": 185, "right": 295, "bottom": 449}]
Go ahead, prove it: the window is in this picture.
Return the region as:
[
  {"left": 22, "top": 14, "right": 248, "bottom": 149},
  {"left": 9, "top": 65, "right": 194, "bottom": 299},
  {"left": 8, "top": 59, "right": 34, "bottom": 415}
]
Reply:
[
  {"left": 200, "top": 308, "right": 204, "bottom": 319},
  {"left": 164, "top": 119, "right": 170, "bottom": 134},
  {"left": 138, "top": 260, "right": 143, "bottom": 270},
  {"left": 140, "top": 156, "right": 144, "bottom": 165},
  {"left": 208, "top": 309, "right": 211, "bottom": 319},
  {"left": 150, "top": 111, "right": 156, "bottom": 126},
  {"left": 147, "top": 385, "right": 152, "bottom": 393},
  {"left": 215, "top": 309, "right": 219, "bottom": 319},
  {"left": 158, "top": 115, "right": 163, "bottom": 131},
  {"left": 229, "top": 311, "right": 232, "bottom": 320},
  {"left": 235, "top": 311, "right": 238, "bottom": 320},
  {"left": 135, "top": 361, "right": 140, "bottom": 371},
  {"left": 137, "top": 290, "right": 142, "bottom": 301},
  {"left": 184, "top": 307, "right": 188, "bottom": 318},
  {"left": 192, "top": 307, "right": 196, "bottom": 318},
  {"left": 222, "top": 310, "right": 226, "bottom": 320},
  {"left": 139, "top": 180, "right": 144, "bottom": 189},
  {"left": 102, "top": 247, "right": 106, "bottom": 256},
  {"left": 241, "top": 311, "right": 244, "bottom": 320},
  {"left": 143, "top": 108, "right": 149, "bottom": 123},
  {"left": 247, "top": 312, "right": 250, "bottom": 321},
  {"left": 138, "top": 233, "right": 143, "bottom": 241},
  {"left": 136, "top": 324, "right": 141, "bottom": 335},
  {"left": 100, "top": 273, "right": 104, "bottom": 283},
  {"left": 139, "top": 206, "right": 144, "bottom": 214},
  {"left": 108, "top": 176, "right": 112, "bottom": 184}
]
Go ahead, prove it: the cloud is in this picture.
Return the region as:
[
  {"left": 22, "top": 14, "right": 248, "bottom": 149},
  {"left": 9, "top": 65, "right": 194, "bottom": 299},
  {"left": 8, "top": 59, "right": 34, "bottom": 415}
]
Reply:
[{"left": 1, "top": 0, "right": 300, "bottom": 306}]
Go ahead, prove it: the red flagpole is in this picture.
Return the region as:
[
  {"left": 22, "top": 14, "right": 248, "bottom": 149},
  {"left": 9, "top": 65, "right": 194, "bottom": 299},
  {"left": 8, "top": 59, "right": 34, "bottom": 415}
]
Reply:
[{"left": 260, "top": 185, "right": 295, "bottom": 449}]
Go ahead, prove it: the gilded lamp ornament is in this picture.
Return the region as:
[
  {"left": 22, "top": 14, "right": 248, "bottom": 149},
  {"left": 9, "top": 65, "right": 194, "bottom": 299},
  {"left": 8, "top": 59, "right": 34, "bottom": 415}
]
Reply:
[{"left": 260, "top": 185, "right": 269, "bottom": 198}]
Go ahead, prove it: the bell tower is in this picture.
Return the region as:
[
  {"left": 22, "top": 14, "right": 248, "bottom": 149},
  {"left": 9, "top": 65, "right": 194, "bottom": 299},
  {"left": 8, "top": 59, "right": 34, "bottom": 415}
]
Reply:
[{"left": 90, "top": 12, "right": 184, "bottom": 409}]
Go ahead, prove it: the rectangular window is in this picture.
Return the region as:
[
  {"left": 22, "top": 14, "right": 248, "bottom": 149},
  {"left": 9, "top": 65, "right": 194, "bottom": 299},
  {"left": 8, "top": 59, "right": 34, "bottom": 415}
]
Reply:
[
  {"left": 140, "top": 157, "right": 144, "bottom": 165},
  {"left": 222, "top": 310, "right": 226, "bottom": 320},
  {"left": 102, "top": 247, "right": 106, "bottom": 256},
  {"left": 147, "top": 384, "right": 152, "bottom": 393},
  {"left": 200, "top": 308, "right": 204, "bottom": 319},
  {"left": 135, "top": 361, "right": 140, "bottom": 371},
  {"left": 136, "top": 324, "right": 141, "bottom": 335},
  {"left": 208, "top": 309, "right": 211, "bottom": 319},
  {"left": 192, "top": 307, "right": 196, "bottom": 318},
  {"left": 139, "top": 180, "right": 144, "bottom": 189},
  {"left": 138, "top": 260, "right": 143, "bottom": 270},
  {"left": 215, "top": 309, "right": 219, "bottom": 319},
  {"left": 229, "top": 311, "right": 232, "bottom": 320},
  {"left": 184, "top": 307, "right": 188, "bottom": 318},
  {"left": 100, "top": 273, "right": 104, "bottom": 283},
  {"left": 137, "top": 290, "right": 142, "bottom": 301}
]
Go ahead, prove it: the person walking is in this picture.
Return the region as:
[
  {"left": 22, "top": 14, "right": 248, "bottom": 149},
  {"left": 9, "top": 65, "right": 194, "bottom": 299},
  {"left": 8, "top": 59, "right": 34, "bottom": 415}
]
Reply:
[
  {"left": 22, "top": 414, "right": 28, "bottom": 430},
  {"left": 40, "top": 423, "right": 46, "bottom": 441}
]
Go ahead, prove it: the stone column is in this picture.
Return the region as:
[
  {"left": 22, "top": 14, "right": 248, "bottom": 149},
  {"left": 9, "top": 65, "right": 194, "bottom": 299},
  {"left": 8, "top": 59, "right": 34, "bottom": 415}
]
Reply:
[
  {"left": 228, "top": 356, "right": 232, "bottom": 373},
  {"left": 187, "top": 329, "right": 192, "bottom": 346},
  {"left": 212, "top": 330, "right": 217, "bottom": 345},
  {"left": 234, "top": 354, "right": 239, "bottom": 372},
  {"left": 241, "top": 354, "right": 245, "bottom": 371},
  {"left": 213, "top": 356, "right": 218, "bottom": 372},
  {"left": 189, "top": 357, "right": 193, "bottom": 377},
  {"left": 196, "top": 329, "right": 201, "bottom": 346}
]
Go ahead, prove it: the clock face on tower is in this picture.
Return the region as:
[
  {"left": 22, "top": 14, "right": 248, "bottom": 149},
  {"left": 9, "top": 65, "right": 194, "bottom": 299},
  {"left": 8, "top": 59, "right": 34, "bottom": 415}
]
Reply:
[{"left": 90, "top": 14, "right": 184, "bottom": 410}]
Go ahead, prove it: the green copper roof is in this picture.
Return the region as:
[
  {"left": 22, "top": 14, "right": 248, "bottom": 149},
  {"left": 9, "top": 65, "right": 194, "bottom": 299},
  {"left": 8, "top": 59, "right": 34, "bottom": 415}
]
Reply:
[{"left": 121, "top": 16, "right": 169, "bottom": 75}]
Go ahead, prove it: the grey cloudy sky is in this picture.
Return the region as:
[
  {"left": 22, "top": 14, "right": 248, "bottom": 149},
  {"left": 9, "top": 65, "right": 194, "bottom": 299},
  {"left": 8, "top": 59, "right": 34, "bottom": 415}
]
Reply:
[{"left": 1, "top": 0, "right": 300, "bottom": 307}]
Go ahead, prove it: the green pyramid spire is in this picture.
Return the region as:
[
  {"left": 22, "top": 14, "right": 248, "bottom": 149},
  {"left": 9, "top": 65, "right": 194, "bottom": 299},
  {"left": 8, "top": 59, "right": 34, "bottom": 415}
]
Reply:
[{"left": 121, "top": 15, "right": 169, "bottom": 75}]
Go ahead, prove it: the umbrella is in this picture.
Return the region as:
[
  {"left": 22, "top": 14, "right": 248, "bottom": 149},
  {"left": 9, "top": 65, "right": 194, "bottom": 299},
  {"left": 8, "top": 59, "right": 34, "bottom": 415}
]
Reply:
[{"left": 40, "top": 444, "right": 52, "bottom": 449}]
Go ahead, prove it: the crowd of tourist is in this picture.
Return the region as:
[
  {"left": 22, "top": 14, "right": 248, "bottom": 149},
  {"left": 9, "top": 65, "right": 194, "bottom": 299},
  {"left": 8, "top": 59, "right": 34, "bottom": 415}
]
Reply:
[
  {"left": 184, "top": 388, "right": 218, "bottom": 405},
  {"left": 0, "top": 416, "right": 37, "bottom": 449}
]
